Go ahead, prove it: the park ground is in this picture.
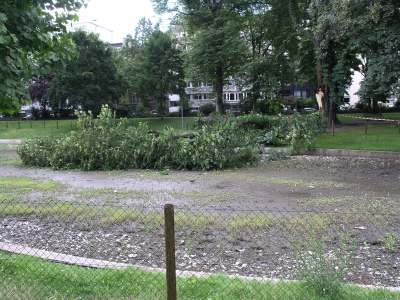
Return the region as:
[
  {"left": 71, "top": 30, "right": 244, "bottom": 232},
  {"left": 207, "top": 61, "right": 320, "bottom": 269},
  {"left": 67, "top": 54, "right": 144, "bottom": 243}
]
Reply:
[
  {"left": 0, "top": 143, "right": 399, "bottom": 292},
  {"left": 0, "top": 115, "right": 399, "bottom": 298}
]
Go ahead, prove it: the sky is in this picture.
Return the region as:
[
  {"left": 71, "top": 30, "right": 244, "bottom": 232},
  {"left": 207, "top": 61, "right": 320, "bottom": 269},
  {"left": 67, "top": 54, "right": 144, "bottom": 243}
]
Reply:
[{"left": 74, "top": 0, "right": 170, "bottom": 43}]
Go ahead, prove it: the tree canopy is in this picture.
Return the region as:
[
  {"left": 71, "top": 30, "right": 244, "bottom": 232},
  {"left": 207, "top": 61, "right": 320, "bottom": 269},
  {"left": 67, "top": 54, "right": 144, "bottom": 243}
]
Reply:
[
  {"left": 48, "top": 31, "right": 122, "bottom": 114},
  {"left": 115, "top": 20, "right": 185, "bottom": 114},
  {"left": 0, "top": 0, "right": 84, "bottom": 104}
]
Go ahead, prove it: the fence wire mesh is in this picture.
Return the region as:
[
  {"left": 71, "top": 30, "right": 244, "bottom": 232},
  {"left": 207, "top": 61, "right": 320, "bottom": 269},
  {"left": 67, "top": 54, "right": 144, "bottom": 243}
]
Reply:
[{"left": 0, "top": 190, "right": 399, "bottom": 299}]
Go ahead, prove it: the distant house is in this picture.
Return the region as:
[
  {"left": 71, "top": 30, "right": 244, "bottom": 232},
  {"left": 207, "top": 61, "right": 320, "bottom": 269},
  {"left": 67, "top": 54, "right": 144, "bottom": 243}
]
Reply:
[{"left": 109, "top": 42, "right": 123, "bottom": 50}]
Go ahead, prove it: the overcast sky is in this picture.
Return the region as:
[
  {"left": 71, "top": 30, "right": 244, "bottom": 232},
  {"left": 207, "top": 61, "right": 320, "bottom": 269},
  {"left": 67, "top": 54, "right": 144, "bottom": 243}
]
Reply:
[{"left": 75, "top": 0, "right": 169, "bottom": 43}]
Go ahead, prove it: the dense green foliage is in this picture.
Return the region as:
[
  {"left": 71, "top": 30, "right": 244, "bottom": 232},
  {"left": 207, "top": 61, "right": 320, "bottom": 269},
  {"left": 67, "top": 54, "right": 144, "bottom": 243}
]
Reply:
[
  {"left": 0, "top": 0, "right": 84, "bottom": 105},
  {"left": 237, "top": 113, "right": 322, "bottom": 154},
  {"left": 18, "top": 106, "right": 260, "bottom": 171},
  {"left": 47, "top": 31, "right": 122, "bottom": 115},
  {"left": 115, "top": 19, "right": 185, "bottom": 115}
]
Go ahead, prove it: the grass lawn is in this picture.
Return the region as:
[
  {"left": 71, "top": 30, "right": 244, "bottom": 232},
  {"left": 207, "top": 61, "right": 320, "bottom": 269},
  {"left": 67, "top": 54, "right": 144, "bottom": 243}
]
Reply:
[
  {"left": 338, "top": 113, "right": 400, "bottom": 124},
  {"left": 0, "top": 117, "right": 197, "bottom": 139},
  {"left": 315, "top": 125, "right": 400, "bottom": 152},
  {"left": 316, "top": 113, "right": 400, "bottom": 152},
  {"left": 0, "top": 251, "right": 398, "bottom": 300}
]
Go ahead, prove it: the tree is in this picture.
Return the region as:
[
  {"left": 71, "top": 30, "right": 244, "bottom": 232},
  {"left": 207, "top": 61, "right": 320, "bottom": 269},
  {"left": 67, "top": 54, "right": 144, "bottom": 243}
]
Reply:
[
  {"left": 48, "top": 31, "right": 122, "bottom": 114},
  {"left": 153, "top": 0, "right": 248, "bottom": 113},
  {"left": 239, "top": 0, "right": 314, "bottom": 111},
  {"left": 351, "top": 0, "right": 400, "bottom": 112},
  {"left": 114, "top": 18, "right": 156, "bottom": 110},
  {"left": 0, "top": 0, "right": 84, "bottom": 104},
  {"left": 308, "top": 0, "right": 400, "bottom": 116},
  {"left": 136, "top": 30, "right": 185, "bottom": 114},
  {"left": 308, "top": 0, "right": 359, "bottom": 123}
]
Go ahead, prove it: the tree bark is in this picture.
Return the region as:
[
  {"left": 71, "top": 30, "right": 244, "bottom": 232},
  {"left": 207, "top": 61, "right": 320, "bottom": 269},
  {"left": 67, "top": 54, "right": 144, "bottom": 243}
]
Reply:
[{"left": 215, "top": 64, "right": 225, "bottom": 113}]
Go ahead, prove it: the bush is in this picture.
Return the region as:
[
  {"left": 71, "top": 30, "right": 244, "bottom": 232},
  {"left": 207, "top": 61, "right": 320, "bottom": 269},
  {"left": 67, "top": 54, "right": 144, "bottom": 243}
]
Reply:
[
  {"left": 287, "top": 113, "right": 322, "bottom": 154},
  {"left": 199, "top": 103, "right": 216, "bottom": 116},
  {"left": 239, "top": 113, "right": 322, "bottom": 153},
  {"left": 18, "top": 105, "right": 260, "bottom": 171},
  {"left": 17, "top": 137, "right": 55, "bottom": 167}
]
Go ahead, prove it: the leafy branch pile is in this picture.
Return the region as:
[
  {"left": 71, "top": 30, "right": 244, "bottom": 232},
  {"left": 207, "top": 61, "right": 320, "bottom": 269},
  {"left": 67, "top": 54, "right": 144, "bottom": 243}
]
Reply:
[{"left": 17, "top": 106, "right": 260, "bottom": 171}]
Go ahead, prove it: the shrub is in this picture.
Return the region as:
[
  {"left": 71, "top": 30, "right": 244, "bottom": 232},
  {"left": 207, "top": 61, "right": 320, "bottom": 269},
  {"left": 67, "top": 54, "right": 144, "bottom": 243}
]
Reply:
[
  {"left": 176, "top": 121, "right": 259, "bottom": 170},
  {"left": 17, "top": 137, "right": 55, "bottom": 167},
  {"left": 240, "top": 113, "right": 322, "bottom": 153},
  {"left": 199, "top": 103, "right": 216, "bottom": 116},
  {"left": 18, "top": 105, "right": 260, "bottom": 171},
  {"left": 287, "top": 113, "right": 322, "bottom": 154}
]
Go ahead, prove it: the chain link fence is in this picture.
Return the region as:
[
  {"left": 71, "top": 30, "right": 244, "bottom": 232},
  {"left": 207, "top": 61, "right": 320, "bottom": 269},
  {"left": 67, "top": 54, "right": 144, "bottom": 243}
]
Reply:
[{"left": 0, "top": 196, "right": 399, "bottom": 299}]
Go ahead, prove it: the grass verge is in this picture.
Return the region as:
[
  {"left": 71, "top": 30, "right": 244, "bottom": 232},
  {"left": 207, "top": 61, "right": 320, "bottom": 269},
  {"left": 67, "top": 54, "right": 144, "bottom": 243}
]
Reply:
[
  {"left": 0, "top": 118, "right": 197, "bottom": 139},
  {"left": 0, "top": 251, "right": 398, "bottom": 300},
  {"left": 315, "top": 124, "right": 400, "bottom": 152}
]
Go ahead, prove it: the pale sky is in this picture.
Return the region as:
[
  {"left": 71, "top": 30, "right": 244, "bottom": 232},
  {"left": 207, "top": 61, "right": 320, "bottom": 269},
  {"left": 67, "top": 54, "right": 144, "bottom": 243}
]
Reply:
[{"left": 74, "top": 0, "right": 170, "bottom": 43}]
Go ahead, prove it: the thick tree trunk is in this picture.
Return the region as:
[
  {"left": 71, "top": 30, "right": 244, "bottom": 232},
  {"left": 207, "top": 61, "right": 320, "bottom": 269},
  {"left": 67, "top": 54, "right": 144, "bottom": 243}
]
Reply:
[{"left": 215, "top": 64, "right": 225, "bottom": 114}]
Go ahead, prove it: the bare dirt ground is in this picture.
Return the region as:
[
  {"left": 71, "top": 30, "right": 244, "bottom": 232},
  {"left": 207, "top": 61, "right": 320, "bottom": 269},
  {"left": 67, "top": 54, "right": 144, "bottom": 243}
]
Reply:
[{"left": 0, "top": 145, "right": 399, "bottom": 287}]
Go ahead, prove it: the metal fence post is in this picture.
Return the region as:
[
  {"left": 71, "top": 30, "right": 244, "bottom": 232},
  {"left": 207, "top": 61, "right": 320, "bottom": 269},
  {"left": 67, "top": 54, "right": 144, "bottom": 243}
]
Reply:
[{"left": 164, "top": 204, "right": 177, "bottom": 300}]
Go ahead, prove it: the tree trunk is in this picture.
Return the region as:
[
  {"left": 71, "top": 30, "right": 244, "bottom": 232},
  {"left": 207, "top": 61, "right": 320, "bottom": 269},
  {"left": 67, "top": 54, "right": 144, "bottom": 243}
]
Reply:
[{"left": 215, "top": 64, "right": 225, "bottom": 113}]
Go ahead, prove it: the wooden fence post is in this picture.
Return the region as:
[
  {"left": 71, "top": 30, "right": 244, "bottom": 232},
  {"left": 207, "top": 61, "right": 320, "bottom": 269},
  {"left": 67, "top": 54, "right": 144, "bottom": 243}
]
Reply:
[
  {"left": 164, "top": 204, "right": 177, "bottom": 300},
  {"left": 365, "top": 119, "right": 368, "bottom": 135},
  {"left": 331, "top": 119, "right": 335, "bottom": 136}
]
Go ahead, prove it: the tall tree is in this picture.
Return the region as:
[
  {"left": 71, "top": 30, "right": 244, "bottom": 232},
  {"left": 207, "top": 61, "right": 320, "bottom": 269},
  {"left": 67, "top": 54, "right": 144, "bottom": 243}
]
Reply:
[
  {"left": 0, "top": 0, "right": 84, "bottom": 103},
  {"left": 48, "top": 31, "right": 122, "bottom": 114},
  {"left": 153, "top": 0, "right": 248, "bottom": 113},
  {"left": 309, "top": 0, "right": 359, "bottom": 123},
  {"left": 239, "top": 0, "right": 314, "bottom": 111},
  {"left": 352, "top": 0, "right": 400, "bottom": 112},
  {"left": 114, "top": 18, "right": 156, "bottom": 109},
  {"left": 137, "top": 30, "right": 185, "bottom": 114}
]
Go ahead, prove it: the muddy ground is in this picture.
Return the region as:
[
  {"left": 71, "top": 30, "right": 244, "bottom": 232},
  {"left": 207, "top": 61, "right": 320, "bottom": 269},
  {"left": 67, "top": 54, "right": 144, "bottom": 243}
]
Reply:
[{"left": 0, "top": 144, "right": 399, "bottom": 287}]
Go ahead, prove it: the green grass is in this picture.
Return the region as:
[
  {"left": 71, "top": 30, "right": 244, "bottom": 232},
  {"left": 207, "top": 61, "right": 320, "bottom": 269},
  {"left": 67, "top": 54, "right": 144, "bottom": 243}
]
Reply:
[
  {"left": 0, "top": 117, "right": 197, "bottom": 139},
  {"left": 0, "top": 251, "right": 398, "bottom": 300},
  {"left": 0, "top": 120, "right": 75, "bottom": 139},
  {"left": 316, "top": 124, "right": 400, "bottom": 152},
  {"left": 0, "top": 176, "right": 61, "bottom": 191},
  {"left": 0, "top": 144, "right": 20, "bottom": 166},
  {"left": 338, "top": 113, "right": 400, "bottom": 122}
]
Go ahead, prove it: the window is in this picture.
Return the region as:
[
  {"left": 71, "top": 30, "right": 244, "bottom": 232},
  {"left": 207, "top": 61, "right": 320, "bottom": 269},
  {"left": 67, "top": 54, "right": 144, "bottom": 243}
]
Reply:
[
  {"left": 195, "top": 94, "right": 202, "bottom": 100},
  {"left": 203, "top": 94, "right": 208, "bottom": 100},
  {"left": 224, "top": 94, "right": 227, "bottom": 100},
  {"left": 239, "top": 93, "right": 244, "bottom": 101},
  {"left": 230, "top": 93, "right": 235, "bottom": 101},
  {"left": 294, "top": 90, "right": 301, "bottom": 98},
  {"left": 301, "top": 90, "right": 308, "bottom": 98}
]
